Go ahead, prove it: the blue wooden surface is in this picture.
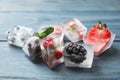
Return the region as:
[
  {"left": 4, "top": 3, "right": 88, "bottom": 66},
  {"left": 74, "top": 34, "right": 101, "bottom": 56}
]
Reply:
[{"left": 0, "top": 0, "right": 120, "bottom": 80}]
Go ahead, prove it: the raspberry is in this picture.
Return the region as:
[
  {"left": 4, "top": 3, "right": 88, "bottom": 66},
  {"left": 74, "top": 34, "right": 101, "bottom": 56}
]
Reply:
[
  {"left": 43, "top": 37, "right": 54, "bottom": 48},
  {"left": 54, "top": 50, "right": 63, "bottom": 59}
]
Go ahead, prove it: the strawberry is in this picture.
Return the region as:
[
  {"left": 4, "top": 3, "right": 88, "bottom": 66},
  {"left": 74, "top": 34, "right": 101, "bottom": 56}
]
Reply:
[
  {"left": 43, "top": 37, "right": 54, "bottom": 48},
  {"left": 54, "top": 50, "right": 63, "bottom": 59},
  {"left": 85, "top": 21, "right": 111, "bottom": 56}
]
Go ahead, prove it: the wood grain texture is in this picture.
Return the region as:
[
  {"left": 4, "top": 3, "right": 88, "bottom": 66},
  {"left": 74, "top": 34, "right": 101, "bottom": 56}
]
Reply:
[
  {"left": 0, "top": 11, "right": 120, "bottom": 41},
  {"left": 0, "top": 42, "right": 120, "bottom": 80},
  {"left": 0, "top": 0, "right": 120, "bottom": 80},
  {"left": 0, "top": 0, "right": 120, "bottom": 11}
]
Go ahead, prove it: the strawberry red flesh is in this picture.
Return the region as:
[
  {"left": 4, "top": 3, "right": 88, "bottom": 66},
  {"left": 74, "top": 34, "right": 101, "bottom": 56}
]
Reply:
[{"left": 86, "top": 21, "right": 111, "bottom": 56}]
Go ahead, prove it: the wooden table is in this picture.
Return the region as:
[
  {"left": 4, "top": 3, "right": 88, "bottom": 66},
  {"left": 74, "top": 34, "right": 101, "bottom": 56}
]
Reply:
[{"left": 0, "top": 0, "right": 120, "bottom": 80}]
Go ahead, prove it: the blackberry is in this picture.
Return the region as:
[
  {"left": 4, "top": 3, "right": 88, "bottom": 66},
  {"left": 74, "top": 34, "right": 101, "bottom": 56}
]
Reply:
[
  {"left": 72, "top": 47, "right": 78, "bottom": 54},
  {"left": 79, "top": 46, "right": 85, "bottom": 52},
  {"left": 28, "top": 42, "right": 42, "bottom": 63},
  {"left": 82, "top": 49, "right": 87, "bottom": 56},
  {"left": 65, "top": 42, "right": 87, "bottom": 63},
  {"left": 66, "top": 46, "right": 73, "bottom": 55}
]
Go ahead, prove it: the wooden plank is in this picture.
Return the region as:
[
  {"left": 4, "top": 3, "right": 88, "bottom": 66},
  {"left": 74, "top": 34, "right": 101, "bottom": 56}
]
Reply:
[
  {"left": 0, "top": 11, "right": 120, "bottom": 41},
  {"left": 0, "top": 0, "right": 120, "bottom": 79},
  {"left": 0, "top": 42, "right": 64, "bottom": 80},
  {"left": 0, "top": 0, "right": 120, "bottom": 11},
  {"left": 0, "top": 41, "right": 120, "bottom": 80}
]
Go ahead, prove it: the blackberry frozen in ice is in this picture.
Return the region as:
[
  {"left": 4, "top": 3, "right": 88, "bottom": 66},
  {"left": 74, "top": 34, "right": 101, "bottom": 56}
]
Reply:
[
  {"left": 23, "top": 36, "right": 42, "bottom": 63},
  {"left": 65, "top": 43, "right": 86, "bottom": 63},
  {"left": 64, "top": 42, "right": 94, "bottom": 68}
]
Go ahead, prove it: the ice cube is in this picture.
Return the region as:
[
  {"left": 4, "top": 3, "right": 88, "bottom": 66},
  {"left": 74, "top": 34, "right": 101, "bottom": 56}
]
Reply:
[
  {"left": 62, "top": 18, "right": 87, "bottom": 42},
  {"left": 84, "top": 30, "right": 116, "bottom": 56},
  {"left": 40, "top": 26, "right": 64, "bottom": 68},
  {"left": 64, "top": 42, "right": 94, "bottom": 68},
  {"left": 23, "top": 36, "right": 42, "bottom": 63},
  {"left": 6, "top": 26, "right": 34, "bottom": 47},
  {"left": 97, "top": 32, "right": 116, "bottom": 55}
]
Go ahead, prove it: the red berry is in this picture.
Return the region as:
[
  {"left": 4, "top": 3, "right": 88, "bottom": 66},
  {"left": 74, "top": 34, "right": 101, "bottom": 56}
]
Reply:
[
  {"left": 43, "top": 37, "right": 54, "bottom": 48},
  {"left": 54, "top": 27, "right": 62, "bottom": 35},
  {"left": 54, "top": 50, "right": 62, "bottom": 59},
  {"left": 88, "top": 26, "right": 111, "bottom": 40},
  {"left": 86, "top": 21, "right": 111, "bottom": 56}
]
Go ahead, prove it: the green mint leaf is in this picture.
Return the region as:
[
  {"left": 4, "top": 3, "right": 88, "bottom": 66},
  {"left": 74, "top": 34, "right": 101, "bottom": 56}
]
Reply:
[
  {"left": 45, "top": 27, "right": 54, "bottom": 34},
  {"left": 39, "top": 27, "right": 54, "bottom": 39},
  {"left": 39, "top": 32, "right": 47, "bottom": 39}
]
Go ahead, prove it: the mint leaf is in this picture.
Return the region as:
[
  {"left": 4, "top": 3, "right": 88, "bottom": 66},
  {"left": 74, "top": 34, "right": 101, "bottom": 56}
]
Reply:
[
  {"left": 39, "top": 32, "right": 46, "bottom": 39},
  {"left": 45, "top": 27, "right": 54, "bottom": 34},
  {"left": 39, "top": 27, "right": 54, "bottom": 39}
]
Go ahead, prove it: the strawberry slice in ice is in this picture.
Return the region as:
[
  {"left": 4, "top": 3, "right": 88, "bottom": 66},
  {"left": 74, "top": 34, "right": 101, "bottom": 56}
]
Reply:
[{"left": 84, "top": 21, "right": 111, "bottom": 56}]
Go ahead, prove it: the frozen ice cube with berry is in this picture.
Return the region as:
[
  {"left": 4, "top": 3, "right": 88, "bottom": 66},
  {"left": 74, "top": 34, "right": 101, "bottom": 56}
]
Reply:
[
  {"left": 99, "top": 32, "right": 115, "bottom": 54},
  {"left": 64, "top": 42, "right": 94, "bottom": 68},
  {"left": 39, "top": 26, "right": 64, "bottom": 68},
  {"left": 84, "top": 21, "right": 116, "bottom": 56},
  {"left": 23, "top": 36, "right": 42, "bottom": 63},
  {"left": 6, "top": 26, "right": 34, "bottom": 47},
  {"left": 62, "top": 18, "right": 87, "bottom": 42}
]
